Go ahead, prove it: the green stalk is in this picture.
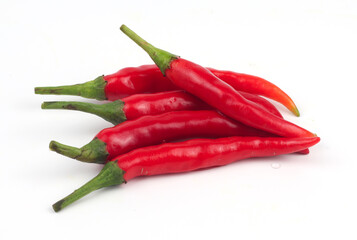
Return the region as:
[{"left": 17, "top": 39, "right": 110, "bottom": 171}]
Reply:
[
  {"left": 53, "top": 161, "right": 125, "bottom": 212},
  {"left": 41, "top": 100, "right": 126, "bottom": 125},
  {"left": 34, "top": 76, "right": 107, "bottom": 100},
  {"left": 120, "top": 24, "right": 178, "bottom": 75},
  {"left": 49, "top": 138, "right": 108, "bottom": 164}
]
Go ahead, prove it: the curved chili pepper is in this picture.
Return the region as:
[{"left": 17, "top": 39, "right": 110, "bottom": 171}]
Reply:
[
  {"left": 34, "top": 67, "right": 299, "bottom": 116},
  {"left": 41, "top": 91, "right": 208, "bottom": 125},
  {"left": 119, "top": 25, "right": 315, "bottom": 138},
  {"left": 52, "top": 136, "right": 320, "bottom": 212},
  {"left": 49, "top": 110, "right": 274, "bottom": 164},
  {"left": 208, "top": 69, "right": 300, "bottom": 116},
  {"left": 41, "top": 90, "right": 282, "bottom": 125}
]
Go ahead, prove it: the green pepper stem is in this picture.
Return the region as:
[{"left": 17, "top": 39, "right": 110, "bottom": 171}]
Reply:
[
  {"left": 42, "top": 100, "right": 126, "bottom": 125},
  {"left": 49, "top": 141, "right": 82, "bottom": 159},
  {"left": 52, "top": 161, "right": 125, "bottom": 212},
  {"left": 49, "top": 138, "right": 108, "bottom": 164},
  {"left": 120, "top": 24, "right": 178, "bottom": 75},
  {"left": 34, "top": 76, "right": 107, "bottom": 100}
]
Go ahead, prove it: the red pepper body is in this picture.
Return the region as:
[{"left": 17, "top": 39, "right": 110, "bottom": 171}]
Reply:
[
  {"left": 122, "top": 90, "right": 210, "bottom": 120},
  {"left": 103, "top": 65, "right": 297, "bottom": 116},
  {"left": 122, "top": 90, "right": 283, "bottom": 120},
  {"left": 238, "top": 91, "right": 283, "bottom": 119},
  {"left": 116, "top": 136, "right": 320, "bottom": 181},
  {"left": 95, "top": 110, "right": 273, "bottom": 160},
  {"left": 52, "top": 135, "right": 319, "bottom": 212},
  {"left": 41, "top": 89, "right": 283, "bottom": 127},
  {"left": 104, "top": 65, "right": 177, "bottom": 100},
  {"left": 208, "top": 68, "right": 299, "bottom": 116},
  {"left": 165, "top": 59, "right": 314, "bottom": 138}
]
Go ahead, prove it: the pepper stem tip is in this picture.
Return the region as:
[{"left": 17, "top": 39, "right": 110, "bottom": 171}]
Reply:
[
  {"left": 52, "top": 199, "right": 65, "bottom": 212},
  {"left": 41, "top": 100, "right": 126, "bottom": 125},
  {"left": 120, "top": 24, "right": 178, "bottom": 75},
  {"left": 49, "top": 139, "right": 108, "bottom": 164},
  {"left": 34, "top": 76, "right": 107, "bottom": 100},
  {"left": 52, "top": 161, "right": 125, "bottom": 212},
  {"left": 49, "top": 140, "right": 82, "bottom": 159}
]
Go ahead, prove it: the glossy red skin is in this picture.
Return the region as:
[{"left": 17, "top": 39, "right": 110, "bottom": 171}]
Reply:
[
  {"left": 103, "top": 65, "right": 292, "bottom": 114},
  {"left": 208, "top": 68, "right": 297, "bottom": 113},
  {"left": 165, "top": 59, "right": 314, "bottom": 138},
  {"left": 95, "top": 110, "right": 273, "bottom": 160},
  {"left": 104, "top": 65, "right": 177, "bottom": 100},
  {"left": 122, "top": 90, "right": 282, "bottom": 120},
  {"left": 115, "top": 136, "right": 320, "bottom": 181},
  {"left": 238, "top": 91, "right": 283, "bottom": 119},
  {"left": 122, "top": 90, "right": 210, "bottom": 120}
]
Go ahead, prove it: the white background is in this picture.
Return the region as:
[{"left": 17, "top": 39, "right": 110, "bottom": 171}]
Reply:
[{"left": 1, "top": 0, "right": 356, "bottom": 239}]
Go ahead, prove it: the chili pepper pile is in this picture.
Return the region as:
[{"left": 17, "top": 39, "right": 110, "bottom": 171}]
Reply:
[{"left": 35, "top": 25, "right": 319, "bottom": 212}]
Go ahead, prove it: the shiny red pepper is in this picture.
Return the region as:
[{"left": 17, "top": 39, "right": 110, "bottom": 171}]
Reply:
[
  {"left": 105, "top": 65, "right": 299, "bottom": 116},
  {"left": 208, "top": 68, "right": 299, "bottom": 116},
  {"left": 35, "top": 67, "right": 299, "bottom": 116},
  {"left": 103, "top": 64, "right": 177, "bottom": 99},
  {"left": 41, "top": 89, "right": 283, "bottom": 125},
  {"left": 119, "top": 25, "right": 315, "bottom": 138},
  {"left": 52, "top": 136, "right": 320, "bottom": 211},
  {"left": 49, "top": 110, "right": 276, "bottom": 163}
]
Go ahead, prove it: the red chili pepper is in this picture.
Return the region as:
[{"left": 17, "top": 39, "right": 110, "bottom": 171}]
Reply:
[
  {"left": 34, "top": 67, "right": 299, "bottom": 116},
  {"left": 41, "top": 91, "right": 208, "bottom": 125},
  {"left": 208, "top": 68, "right": 299, "bottom": 116},
  {"left": 49, "top": 110, "right": 276, "bottom": 163},
  {"left": 41, "top": 89, "right": 283, "bottom": 125},
  {"left": 239, "top": 91, "right": 283, "bottom": 119},
  {"left": 52, "top": 136, "right": 320, "bottom": 211},
  {"left": 104, "top": 64, "right": 178, "bottom": 99},
  {"left": 119, "top": 25, "right": 315, "bottom": 138},
  {"left": 105, "top": 65, "right": 298, "bottom": 116}
]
